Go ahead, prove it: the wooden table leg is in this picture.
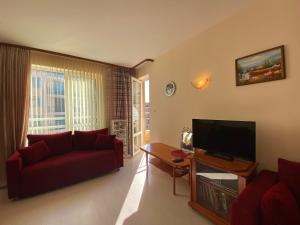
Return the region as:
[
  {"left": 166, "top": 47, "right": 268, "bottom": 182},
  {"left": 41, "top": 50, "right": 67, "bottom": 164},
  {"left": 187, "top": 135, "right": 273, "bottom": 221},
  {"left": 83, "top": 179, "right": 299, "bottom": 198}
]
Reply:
[
  {"left": 173, "top": 167, "right": 176, "bottom": 195},
  {"left": 188, "top": 167, "right": 191, "bottom": 184},
  {"left": 146, "top": 152, "right": 149, "bottom": 177}
]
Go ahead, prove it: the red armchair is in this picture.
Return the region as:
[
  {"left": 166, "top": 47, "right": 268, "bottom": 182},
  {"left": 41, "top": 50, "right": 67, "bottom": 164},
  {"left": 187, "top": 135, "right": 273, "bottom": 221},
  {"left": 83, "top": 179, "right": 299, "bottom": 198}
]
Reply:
[
  {"left": 231, "top": 170, "right": 278, "bottom": 225},
  {"left": 6, "top": 130, "right": 123, "bottom": 199},
  {"left": 231, "top": 158, "right": 300, "bottom": 225}
]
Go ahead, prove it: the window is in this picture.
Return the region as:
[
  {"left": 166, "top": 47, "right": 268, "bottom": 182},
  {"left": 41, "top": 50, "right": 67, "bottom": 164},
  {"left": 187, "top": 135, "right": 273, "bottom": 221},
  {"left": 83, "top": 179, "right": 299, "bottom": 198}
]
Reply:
[
  {"left": 29, "top": 67, "right": 66, "bottom": 134},
  {"left": 71, "top": 78, "right": 98, "bottom": 130},
  {"left": 28, "top": 64, "right": 103, "bottom": 134}
]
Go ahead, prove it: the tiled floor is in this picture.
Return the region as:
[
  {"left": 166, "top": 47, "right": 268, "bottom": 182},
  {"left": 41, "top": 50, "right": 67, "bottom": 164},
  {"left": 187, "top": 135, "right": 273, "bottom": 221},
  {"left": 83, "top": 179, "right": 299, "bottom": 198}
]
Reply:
[{"left": 0, "top": 152, "right": 212, "bottom": 225}]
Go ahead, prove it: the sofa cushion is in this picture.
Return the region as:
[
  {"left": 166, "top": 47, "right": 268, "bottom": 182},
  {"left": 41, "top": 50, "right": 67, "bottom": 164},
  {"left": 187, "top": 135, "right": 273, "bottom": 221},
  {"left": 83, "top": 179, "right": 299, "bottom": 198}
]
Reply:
[
  {"left": 231, "top": 170, "right": 278, "bottom": 225},
  {"left": 74, "top": 128, "right": 109, "bottom": 150},
  {"left": 27, "top": 131, "right": 72, "bottom": 156},
  {"left": 95, "top": 134, "right": 116, "bottom": 150},
  {"left": 20, "top": 150, "right": 117, "bottom": 197},
  {"left": 261, "top": 183, "right": 300, "bottom": 225},
  {"left": 278, "top": 158, "right": 300, "bottom": 204},
  {"left": 18, "top": 141, "right": 50, "bottom": 165}
]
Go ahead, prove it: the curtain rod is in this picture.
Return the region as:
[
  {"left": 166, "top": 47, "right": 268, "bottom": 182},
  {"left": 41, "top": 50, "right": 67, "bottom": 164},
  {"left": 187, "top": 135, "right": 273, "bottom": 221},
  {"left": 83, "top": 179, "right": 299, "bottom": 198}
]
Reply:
[
  {"left": 0, "top": 42, "right": 133, "bottom": 69},
  {"left": 132, "top": 59, "right": 154, "bottom": 69}
]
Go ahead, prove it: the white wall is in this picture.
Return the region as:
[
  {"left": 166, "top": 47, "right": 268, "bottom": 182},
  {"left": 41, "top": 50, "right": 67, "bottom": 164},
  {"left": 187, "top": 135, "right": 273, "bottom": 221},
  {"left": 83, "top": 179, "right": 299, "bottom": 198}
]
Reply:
[{"left": 137, "top": 0, "right": 300, "bottom": 171}]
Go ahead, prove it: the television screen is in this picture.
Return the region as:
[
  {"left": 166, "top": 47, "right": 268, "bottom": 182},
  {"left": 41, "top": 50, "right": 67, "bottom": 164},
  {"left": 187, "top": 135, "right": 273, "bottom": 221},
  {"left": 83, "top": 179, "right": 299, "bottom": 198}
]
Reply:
[{"left": 192, "top": 119, "right": 256, "bottom": 161}]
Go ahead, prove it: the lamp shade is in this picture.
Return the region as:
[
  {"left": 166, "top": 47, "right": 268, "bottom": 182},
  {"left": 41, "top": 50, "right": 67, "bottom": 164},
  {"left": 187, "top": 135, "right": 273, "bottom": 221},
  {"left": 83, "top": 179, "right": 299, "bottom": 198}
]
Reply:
[{"left": 191, "top": 76, "right": 209, "bottom": 89}]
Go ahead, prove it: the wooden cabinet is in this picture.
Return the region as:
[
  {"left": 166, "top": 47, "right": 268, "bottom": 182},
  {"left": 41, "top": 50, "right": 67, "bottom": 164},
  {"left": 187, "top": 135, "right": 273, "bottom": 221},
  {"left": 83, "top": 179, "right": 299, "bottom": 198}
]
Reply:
[{"left": 189, "top": 150, "right": 258, "bottom": 225}]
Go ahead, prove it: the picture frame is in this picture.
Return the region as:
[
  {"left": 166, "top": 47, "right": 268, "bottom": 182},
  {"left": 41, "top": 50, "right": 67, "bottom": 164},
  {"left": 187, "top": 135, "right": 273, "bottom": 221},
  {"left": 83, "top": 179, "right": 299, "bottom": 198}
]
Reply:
[
  {"left": 180, "top": 127, "right": 193, "bottom": 152},
  {"left": 235, "top": 46, "right": 286, "bottom": 86}
]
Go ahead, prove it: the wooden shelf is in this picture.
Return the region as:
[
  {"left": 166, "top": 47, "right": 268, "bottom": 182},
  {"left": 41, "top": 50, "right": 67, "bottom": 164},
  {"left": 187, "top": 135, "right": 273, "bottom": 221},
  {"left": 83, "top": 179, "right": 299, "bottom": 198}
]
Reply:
[
  {"left": 193, "top": 150, "right": 258, "bottom": 177},
  {"left": 150, "top": 158, "right": 189, "bottom": 177}
]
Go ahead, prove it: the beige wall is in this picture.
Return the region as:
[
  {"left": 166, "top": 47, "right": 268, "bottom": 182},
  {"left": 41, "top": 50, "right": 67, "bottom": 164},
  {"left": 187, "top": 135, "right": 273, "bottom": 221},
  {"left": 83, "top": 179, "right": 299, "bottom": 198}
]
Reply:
[{"left": 137, "top": 0, "right": 300, "bottom": 171}]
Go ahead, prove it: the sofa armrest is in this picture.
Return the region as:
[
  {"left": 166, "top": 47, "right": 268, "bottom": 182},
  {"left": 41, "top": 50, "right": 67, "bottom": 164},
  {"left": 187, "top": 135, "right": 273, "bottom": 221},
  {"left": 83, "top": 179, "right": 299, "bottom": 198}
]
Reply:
[
  {"left": 114, "top": 138, "right": 124, "bottom": 168},
  {"left": 6, "top": 151, "right": 23, "bottom": 199},
  {"left": 231, "top": 170, "right": 278, "bottom": 225}
]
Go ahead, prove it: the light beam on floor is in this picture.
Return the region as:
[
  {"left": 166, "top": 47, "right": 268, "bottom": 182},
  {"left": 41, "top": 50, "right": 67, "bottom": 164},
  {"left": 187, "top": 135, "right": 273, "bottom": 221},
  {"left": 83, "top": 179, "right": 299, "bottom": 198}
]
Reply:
[{"left": 115, "top": 153, "right": 147, "bottom": 225}]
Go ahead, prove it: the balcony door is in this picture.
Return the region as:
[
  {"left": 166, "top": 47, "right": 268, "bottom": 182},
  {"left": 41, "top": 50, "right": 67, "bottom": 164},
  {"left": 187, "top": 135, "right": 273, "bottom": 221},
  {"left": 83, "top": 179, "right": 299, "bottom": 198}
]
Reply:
[{"left": 132, "top": 77, "right": 143, "bottom": 155}]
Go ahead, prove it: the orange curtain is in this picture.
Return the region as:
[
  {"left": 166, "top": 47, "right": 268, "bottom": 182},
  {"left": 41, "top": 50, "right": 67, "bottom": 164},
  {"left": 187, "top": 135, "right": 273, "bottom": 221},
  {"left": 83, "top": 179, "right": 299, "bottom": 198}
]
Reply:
[{"left": 0, "top": 45, "right": 31, "bottom": 186}]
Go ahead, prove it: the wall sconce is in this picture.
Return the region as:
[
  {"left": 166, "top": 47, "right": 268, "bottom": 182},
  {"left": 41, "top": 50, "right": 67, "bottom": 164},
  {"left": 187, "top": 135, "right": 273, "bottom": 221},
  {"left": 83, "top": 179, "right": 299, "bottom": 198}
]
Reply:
[{"left": 191, "top": 75, "right": 210, "bottom": 90}]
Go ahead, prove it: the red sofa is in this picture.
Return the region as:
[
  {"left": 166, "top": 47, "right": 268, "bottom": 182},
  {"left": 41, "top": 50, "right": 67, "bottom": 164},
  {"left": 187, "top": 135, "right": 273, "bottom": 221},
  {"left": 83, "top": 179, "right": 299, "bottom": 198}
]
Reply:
[
  {"left": 6, "top": 129, "right": 123, "bottom": 199},
  {"left": 231, "top": 158, "right": 300, "bottom": 225}
]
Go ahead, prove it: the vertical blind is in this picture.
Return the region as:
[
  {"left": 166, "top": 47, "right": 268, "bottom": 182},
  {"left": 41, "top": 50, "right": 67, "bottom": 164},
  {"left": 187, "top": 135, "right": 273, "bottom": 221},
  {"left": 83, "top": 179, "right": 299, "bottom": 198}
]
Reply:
[{"left": 28, "top": 51, "right": 108, "bottom": 134}]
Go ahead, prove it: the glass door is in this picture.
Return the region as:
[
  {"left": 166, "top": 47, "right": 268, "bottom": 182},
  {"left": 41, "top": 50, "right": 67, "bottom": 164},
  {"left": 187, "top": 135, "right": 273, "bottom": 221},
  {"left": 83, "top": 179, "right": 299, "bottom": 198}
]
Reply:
[
  {"left": 132, "top": 77, "right": 143, "bottom": 155},
  {"left": 143, "top": 80, "right": 150, "bottom": 144}
]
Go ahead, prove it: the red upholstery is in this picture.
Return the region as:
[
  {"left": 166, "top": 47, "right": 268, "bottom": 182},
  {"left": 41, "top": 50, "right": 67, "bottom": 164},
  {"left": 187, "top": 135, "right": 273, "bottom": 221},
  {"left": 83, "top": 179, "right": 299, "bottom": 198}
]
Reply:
[
  {"left": 6, "top": 152, "right": 23, "bottom": 199},
  {"left": 232, "top": 158, "right": 300, "bottom": 225},
  {"left": 114, "top": 138, "right": 124, "bottom": 168},
  {"left": 6, "top": 129, "right": 123, "bottom": 199},
  {"left": 261, "top": 183, "right": 300, "bottom": 225},
  {"left": 27, "top": 131, "right": 72, "bottom": 156},
  {"left": 95, "top": 134, "right": 116, "bottom": 150},
  {"left": 231, "top": 170, "right": 278, "bottom": 225},
  {"left": 74, "top": 128, "right": 109, "bottom": 150},
  {"left": 19, "top": 150, "right": 116, "bottom": 197},
  {"left": 278, "top": 158, "right": 300, "bottom": 205},
  {"left": 18, "top": 141, "right": 51, "bottom": 165}
]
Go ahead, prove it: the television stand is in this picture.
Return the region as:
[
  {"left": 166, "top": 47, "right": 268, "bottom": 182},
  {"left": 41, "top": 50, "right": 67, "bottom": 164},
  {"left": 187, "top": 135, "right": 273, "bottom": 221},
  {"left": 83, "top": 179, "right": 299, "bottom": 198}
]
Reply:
[
  {"left": 189, "top": 150, "right": 258, "bottom": 225},
  {"left": 205, "top": 151, "right": 234, "bottom": 161}
]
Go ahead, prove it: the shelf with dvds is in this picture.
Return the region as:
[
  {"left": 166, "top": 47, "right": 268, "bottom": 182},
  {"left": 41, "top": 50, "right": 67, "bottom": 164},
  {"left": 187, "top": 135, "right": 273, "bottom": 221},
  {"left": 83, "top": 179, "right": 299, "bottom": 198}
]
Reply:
[
  {"left": 189, "top": 150, "right": 258, "bottom": 225},
  {"left": 110, "top": 120, "right": 129, "bottom": 157}
]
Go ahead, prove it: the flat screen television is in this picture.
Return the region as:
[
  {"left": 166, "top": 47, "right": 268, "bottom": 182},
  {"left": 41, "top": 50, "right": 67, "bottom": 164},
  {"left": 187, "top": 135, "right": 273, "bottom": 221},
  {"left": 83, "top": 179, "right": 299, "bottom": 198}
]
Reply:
[{"left": 192, "top": 119, "right": 256, "bottom": 162}]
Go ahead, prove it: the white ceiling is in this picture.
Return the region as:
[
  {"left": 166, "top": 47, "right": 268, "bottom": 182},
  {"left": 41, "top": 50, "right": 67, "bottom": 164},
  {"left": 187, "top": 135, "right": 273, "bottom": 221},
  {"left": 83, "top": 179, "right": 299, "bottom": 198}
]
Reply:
[{"left": 0, "top": 0, "right": 253, "bottom": 67}]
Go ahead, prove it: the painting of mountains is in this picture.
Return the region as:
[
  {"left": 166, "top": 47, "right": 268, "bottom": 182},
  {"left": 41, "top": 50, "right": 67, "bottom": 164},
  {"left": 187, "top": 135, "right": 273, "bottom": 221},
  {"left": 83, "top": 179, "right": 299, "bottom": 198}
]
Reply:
[{"left": 235, "top": 46, "right": 286, "bottom": 86}]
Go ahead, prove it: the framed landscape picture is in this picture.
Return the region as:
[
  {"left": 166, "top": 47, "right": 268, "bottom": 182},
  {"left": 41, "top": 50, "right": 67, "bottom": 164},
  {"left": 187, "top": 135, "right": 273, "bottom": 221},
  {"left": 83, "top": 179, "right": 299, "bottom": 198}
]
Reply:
[{"left": 235, "top": 46, "right": 286, "bottom": 86}]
